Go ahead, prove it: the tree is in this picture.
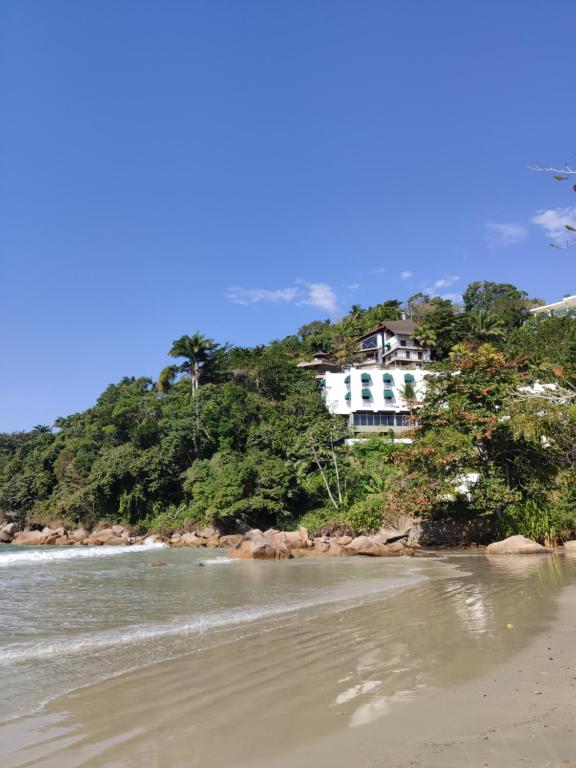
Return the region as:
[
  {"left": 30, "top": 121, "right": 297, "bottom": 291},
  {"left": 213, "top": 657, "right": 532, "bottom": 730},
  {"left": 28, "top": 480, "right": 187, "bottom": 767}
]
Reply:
[
  {"left": 465, "top": 308, "right": 506, "bottom": 345},
  {"left": 167, "top": 333, "right": 217, "bottom": 396}
]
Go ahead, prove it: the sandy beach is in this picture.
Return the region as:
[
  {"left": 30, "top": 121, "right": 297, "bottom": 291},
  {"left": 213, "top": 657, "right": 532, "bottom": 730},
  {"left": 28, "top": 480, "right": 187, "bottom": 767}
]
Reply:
[
  {"left": 1, "top": 548, "right": 575, "bottom": 767},
  {"left": 261, "top": 580, "right": 576, "bottom": 768}
]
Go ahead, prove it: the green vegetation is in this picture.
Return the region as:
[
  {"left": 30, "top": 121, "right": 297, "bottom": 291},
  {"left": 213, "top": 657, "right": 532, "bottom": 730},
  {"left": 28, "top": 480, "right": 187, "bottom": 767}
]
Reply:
[{"left": 1, "top": 281, "right": 575, "bottom": 543}]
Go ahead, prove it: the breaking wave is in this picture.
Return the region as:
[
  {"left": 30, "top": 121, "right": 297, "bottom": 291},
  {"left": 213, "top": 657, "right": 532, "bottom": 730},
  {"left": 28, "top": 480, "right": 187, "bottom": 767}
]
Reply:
[{"left": 0, "top": 541, "right": 166, "bottom": 568}]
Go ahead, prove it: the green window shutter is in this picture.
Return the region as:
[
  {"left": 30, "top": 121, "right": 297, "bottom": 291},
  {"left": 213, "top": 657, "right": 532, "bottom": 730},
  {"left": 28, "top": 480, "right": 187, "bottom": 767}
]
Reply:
[
  {"left": 361, "top": 388, "right": 371, "bottom": 399},
  {"left": 383, "top": 373, "right": 394, "bottom": 383},
  {"left": 384, "top": 389, "right": 394, "bottom": 399},
  {"left": 344, "top": 391, "right": 352, "bottom": 401},
  {"left": 404, "top": 373, "right": 415, "bottom": 382},
  {"left": 344, "top": 375, "right": 351, "bottom": 384},
  {"left": 361, "top": 373, "right": 371, "bottom": 383}
]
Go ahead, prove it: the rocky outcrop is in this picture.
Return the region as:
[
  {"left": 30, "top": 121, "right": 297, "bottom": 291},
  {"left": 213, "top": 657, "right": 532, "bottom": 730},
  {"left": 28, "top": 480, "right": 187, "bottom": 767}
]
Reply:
[
  {"left": 486, "top": 535, "right": 550, "bottom": 555},
  {"left": 0, "top": 522, "right": 16, "bottom": 543},
  {"left": 12, "top": 530, "right": 51, "bottom": 546},
  {"left": 86, "top": 528, "right": 127, "bottom": 546}
]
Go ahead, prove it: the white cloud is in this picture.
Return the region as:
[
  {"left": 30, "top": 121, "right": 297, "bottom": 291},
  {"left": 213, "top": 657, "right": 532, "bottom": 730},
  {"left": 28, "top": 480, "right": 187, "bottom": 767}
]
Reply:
[
  {"left": 302, "top": 282, "right": 339, "bottom": 315},
  {"left": 227, "top": 281, "right": 340, "bottom": 316},
  {"left": 484, "top": 222, "right": 527, "bottom": 247},
  {"left": 343, "top": 283, "right": 359, "bottom": 291},
  {"left": 531, "top": 206, "right": 576, "bottom": 241},
  {"left": 400, "top": 271, "right": 413, "bottom": 280},
  {"left": 423, "top": 274, "right": 460, "bottom": 295},
  {"left": 227, "top": 286, "right": 297, "bottom": 305}
]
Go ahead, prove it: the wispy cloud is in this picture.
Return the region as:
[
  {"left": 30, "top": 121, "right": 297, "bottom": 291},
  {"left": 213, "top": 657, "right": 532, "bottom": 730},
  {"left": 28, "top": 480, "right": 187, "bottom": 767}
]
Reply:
[
  {"left": 423, "top": 274, "right": 460, "bottom": 296},
  {"left": 400, "top": 271, "right": 413, "bottom": 280},
  {"left": 227, "top": 281, "right": 340, "bottom": 315},
  {"left": 371, "top": 267, "right": 386, "bottom": 274},
  {"left": 302, "top": 282, "right": 339, "bottom": 315},
  {"left": 483, "top": 222, "right": 527, "bottom": 247},
  {"left": 531, "top": 206, "right": 576, "bottom": 241},
  {"left": 226, "top": 286, "right": 298, "bottom": 305},
  {"left": 343, "top": 283, "right": 359, "bottom": 291}
]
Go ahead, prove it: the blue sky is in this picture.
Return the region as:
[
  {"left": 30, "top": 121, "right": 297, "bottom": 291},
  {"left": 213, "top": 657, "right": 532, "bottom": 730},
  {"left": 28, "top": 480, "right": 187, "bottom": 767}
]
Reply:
[{"left": 1, "top": 0, "right": 575, "bottom": 431}]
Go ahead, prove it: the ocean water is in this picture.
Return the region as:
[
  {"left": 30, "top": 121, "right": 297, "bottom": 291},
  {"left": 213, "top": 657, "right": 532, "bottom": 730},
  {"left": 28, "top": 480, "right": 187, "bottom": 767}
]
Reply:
[{"left": 0, "top": 544, "right": 574, "bottom": 767}]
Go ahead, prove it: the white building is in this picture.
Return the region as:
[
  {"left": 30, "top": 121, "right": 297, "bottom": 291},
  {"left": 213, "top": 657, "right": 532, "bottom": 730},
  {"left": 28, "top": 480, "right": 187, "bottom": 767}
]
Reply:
[
  {"left": 357, "top": 320, "right": 431, "bottom": 368},
  {"left": 530, "top": 294, "right": 576, "bottom": 319},
  {"left": 322, "top": 367, "right": 429, "bottom": 436}
]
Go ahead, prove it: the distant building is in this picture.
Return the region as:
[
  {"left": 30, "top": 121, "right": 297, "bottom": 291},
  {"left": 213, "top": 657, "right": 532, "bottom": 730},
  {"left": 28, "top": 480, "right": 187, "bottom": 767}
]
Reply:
[
  {"left": 357, "top": 320, "right": 431, "bottom": 368},
  {"left": 296, "top": 350, "right": 341, "bottom": 373},
  {"left": 321, "top": 367, "right": 429, "bottom": 438},
  {"left": 530, "top": 294, "right": 576, "bottom": 319}
]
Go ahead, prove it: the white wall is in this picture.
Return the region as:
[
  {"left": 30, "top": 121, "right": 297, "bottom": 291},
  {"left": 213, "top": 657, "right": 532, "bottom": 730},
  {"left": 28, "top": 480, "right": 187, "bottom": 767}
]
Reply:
[{"left": 323, "top": 367, "right": 429, "bottom": 415}]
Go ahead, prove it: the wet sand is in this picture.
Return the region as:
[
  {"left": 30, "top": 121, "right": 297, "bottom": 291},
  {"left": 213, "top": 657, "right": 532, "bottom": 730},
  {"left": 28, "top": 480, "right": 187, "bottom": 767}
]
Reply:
[
  {"left": 1, "top": 552, "right": 575, "bottom": 767},
  {"left": 261, "top": 582, "right": 576, "bottom": 768}
]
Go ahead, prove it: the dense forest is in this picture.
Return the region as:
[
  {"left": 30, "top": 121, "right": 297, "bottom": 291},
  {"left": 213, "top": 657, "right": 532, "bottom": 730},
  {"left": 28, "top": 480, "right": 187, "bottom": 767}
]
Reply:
[{"left": 1, "top": 281, "right": 576, "bottom": 543}]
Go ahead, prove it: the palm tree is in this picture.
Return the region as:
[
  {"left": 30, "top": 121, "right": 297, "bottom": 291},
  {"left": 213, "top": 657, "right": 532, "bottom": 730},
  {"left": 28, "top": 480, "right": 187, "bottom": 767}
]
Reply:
[
  {"left": 414, "top": 324, "right": 437, "bottom": 349},
  {"left": 466, "top": 309, "right": 506, "bottom": 345},
  {"left": 167, "top": 333, "right": 216, "bottom": 396},
  {"left": 157, "top": 365, "right": 178, "bottom": 395}
]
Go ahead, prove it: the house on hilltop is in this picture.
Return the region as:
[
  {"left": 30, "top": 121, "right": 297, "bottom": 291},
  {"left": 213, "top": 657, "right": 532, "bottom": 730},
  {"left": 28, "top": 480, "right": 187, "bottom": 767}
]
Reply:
[{"left": 357, "top": 320, "right": 431, "bottom": 368}]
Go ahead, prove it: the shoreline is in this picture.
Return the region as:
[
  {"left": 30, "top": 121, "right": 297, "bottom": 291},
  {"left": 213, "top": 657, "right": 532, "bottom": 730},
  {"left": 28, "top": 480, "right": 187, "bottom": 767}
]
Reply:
[
  {"left": 2, "top": 552, "right": 574, "bottom": 767},
  {"left": 258, "top": 579, "right": 576, "bottom": 768}
]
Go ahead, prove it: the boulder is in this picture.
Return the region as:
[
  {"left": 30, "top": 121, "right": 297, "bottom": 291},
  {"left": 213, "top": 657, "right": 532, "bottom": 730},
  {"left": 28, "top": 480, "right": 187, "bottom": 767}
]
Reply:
[
  {"left": 12, "top": 530, "right": 49, "bottom": 546},
  {"left": 486, "top": 535, "right": 550, "bottom": 555},
  {"left": 346, "top": 535, "right": 390, "bottom": 556},
  {"left": 55, "top": 535, "right": 72, "bottom": 545},
  {"left": 562, "top": 540, "right": 576, "bottom": 550},
  {"left": 328, "top": 541, "right": 350, "bottom": 557},
  {"left": 87, "top": 528, "right": 126, "bottom": 546},
  {"left": 313, "top": 537, "right": 331, "bottom": 554},
  {"left": 70, "top": 528, "right": 90, "bottom": 544},
  {"left": 205, "top": 535, "right": 221, "bottom": 549},
  {"left": 198, "top": 526, "right": 218, "bottom": 540},
  {"left": 180, "top": 533, "right": 206, "bottom": 548},
  {"left": 218, "top": 534, "right": 243, "bottom": 549},
  {"left": 335, "top": 535, "right": 353, "bottom": 546},
  {"left": 111, "top": 524, "right": 127, "bottom": 535},
  {"left": 148, "top": 560, "right": 167, "bottom": 567},
  {"left": 0, "top": 523, "right": 16, "bottom": 543},
  {"left": 43, "top": 530, "right": 61, "bottom": 545},
  {"left": 229, "top": 529, "right": 291, "bottom": 559}
]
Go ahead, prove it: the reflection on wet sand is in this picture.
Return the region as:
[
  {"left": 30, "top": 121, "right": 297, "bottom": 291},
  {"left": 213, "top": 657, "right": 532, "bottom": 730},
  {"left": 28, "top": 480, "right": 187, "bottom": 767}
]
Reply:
[{"left": 2, "top": 553, "right": 574, "bottom": 768}]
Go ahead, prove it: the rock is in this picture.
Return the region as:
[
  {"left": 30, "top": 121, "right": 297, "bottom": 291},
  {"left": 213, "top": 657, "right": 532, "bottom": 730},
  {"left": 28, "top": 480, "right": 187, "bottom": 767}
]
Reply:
[
  {"left": 70, "top": 528, "right": 90, "bottom": 544},
  {"left": 313, "top": 537, "right": 331, "bottom": 554},
  {"left": 486, "top": 535, "right": 550, "bottom": 555},
  {"left": 205, "top": 535, "right": 221, "bottom": 549},
  {"left": 374, "top": 527, "right": 409, "bottom": 544},
  {"left": 562, "top": 540, "right": 576, "bottom": 549},
  {"left": 335, "top": 535, "right": 353, "bottom": 546},
  {"left": 171, "top": 533, "right": 182, "bottom": 543},
  {"left": 148, "top": 560, "right": 167, "bottom": 567},
  {"left": 55, "top": 535, "right": 72, "bottom": 545},
  {"left": 180, "top": 533, "right": 206, "bottom": 548},
  {"left": 346, "top": 535, "right": 389, "bottom": 556},
  {"left": 111, "top": 524, "right": 127, "bottom": 535},
  {"left": 229, "top": 529, "right": 292, "bottom": 559},
  {"left": 87, "top": 528, "right": 125, "bottom": 546},
  {"left": 218, "top": 534, "right": 243, "bottom": 549},
  {"left": 328, "top": 541, "right": 350, "bottom": 557},
  {"left": 0, "top": 523, "right": 16, "bottom": 543},
  {"left": 12, "top": 530, "right": 50, "bottom": 546},
  {"left": 43, "top": 530, "right": 61, "bottom": 545},
  {"left": 198, "top": 526, "right": 218, "bottom": 540}
]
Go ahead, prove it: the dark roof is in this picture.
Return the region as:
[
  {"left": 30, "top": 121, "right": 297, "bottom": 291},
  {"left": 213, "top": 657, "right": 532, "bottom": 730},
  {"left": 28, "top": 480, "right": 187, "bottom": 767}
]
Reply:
[{"left": 358, "top": 319, "right": 417, "bottom": 340}]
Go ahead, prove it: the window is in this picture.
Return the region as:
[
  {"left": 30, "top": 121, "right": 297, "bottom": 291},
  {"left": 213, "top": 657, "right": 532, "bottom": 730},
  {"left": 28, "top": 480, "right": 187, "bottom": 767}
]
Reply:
[
  {"left": 417, "top": 351, "right": 423, "bottom": 360},
  {"left": 353, "top": 413, "right": 396, "bottom": 427},
  {"left": 400, "top": 340, "right": 406, "bottom": 347},
  {"left": 361, "top": 335, "right": 378, "bottom": 350},
  {"left": 406, "top": 351, "right": 411, "bottom": 359}
]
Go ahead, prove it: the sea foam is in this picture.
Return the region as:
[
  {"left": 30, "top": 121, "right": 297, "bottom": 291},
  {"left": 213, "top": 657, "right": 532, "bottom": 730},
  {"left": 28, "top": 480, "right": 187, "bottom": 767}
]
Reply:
[{"left": 0, "top": 541, "right": 166, "bottom": 568}]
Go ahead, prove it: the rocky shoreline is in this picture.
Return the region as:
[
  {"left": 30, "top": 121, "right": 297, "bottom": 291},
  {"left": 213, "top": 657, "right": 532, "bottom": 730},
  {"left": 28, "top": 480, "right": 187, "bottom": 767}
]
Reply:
[
  {"left": 0, "top": 521, "right": 421, "bottom": 558},
  {"left": 1, "top": 521, "right": 574, "bottom": 559}
]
